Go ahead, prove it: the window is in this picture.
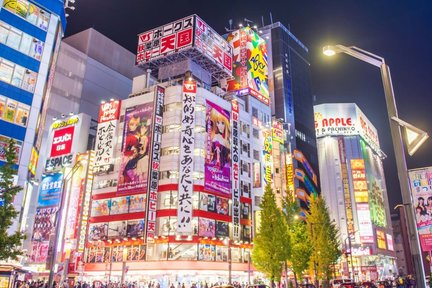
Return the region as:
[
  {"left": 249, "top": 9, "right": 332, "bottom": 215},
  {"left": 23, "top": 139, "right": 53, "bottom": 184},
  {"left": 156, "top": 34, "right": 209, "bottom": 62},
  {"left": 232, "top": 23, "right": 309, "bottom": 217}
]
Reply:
[
  {"left": 2, "top": 0, "right": 50, "bottom": 31},
  {"left": 161, "top": 147, "right": 180, "bottom": 156},
  {"left": 6, "top": 27, "right": 21, "bottom": 50},
  {"left": 0, "top": 59, "right": 14, "bottom": 83},
  {"left": 252, "top": 107, "right": 258, "bottom": 118},
  {"left": 22, "top": 69, "right": 37, "bottom": 92},
  {"left": 163, "top": 124, "right": 181, "bottom": 133},
  {"left": 164, "top": 102, "right": 181, "bottom": 112},
  {"left": 160, "top": 170, "right": 179, "bottom": 180},
  {"left": 194, "top": 125, "right": 205, "bottom": 133},
  {"left": 0, "top": 22, "right": 45, "bottom": 60},
  {"left": 11, "top": 65, "right": 24, "bottom": 87},
  {"left": 157, "top": 191, "right": 177, "bottom": 209},
  {"left": 30, "top": 39, "right": 44, "bottom": 60},
  {"left": 252, "top": 128, "right": 259, "bottom": 139},
  {"left": 194, "top": 148, "right": 205, "bottom": 157},
  {"left": 253, "top": 150, "right": 259, "bottom": 160},
  {"left": 19, "top": 34, "right": 32, "bottom": 55},
  {"left": 0, "top": 23, "right": 10, "bottom": 43}
]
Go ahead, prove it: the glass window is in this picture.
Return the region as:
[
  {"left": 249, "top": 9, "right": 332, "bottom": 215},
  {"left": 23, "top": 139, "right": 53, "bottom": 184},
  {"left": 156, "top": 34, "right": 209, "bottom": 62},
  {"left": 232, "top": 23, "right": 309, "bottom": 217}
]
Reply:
[
  {"left": 30, "top": 39, "right": 44, "bottom": 60},
  {"left": 6, "top": 27, "right": 22, "bottom": 50},
  {"left": 168, "top": 243, "right": 197, "bottom": 261},
  {"left": 19, "top": 33, "right": 32, "bottom": 55},
  {"left": 22, "top": 69, "right": 37, "bottom": 92},
  {"left": 252, "top": 128, "right": 259, "bottom": 139},
  {"left": 164, "top": 102, "right": 182, "bottom": 112},
  {"left": 158, "top": 191, "right": 177, "bottom": 209},
  {"left": 157, "top": 217, "right": 177, "bottom": 236},
  {"left": 11, "top": 65, "right": 24, "bottom": 87},
  {"left": 2, "top": 1, "right": 17, "bottom": 13},
  {"left": 16, "top": 0, "right": 29, "bottom": 18},
  {"left": 4, "top": 98, "right": 17, "bottom": 122},
  {"left": 232, "top": 247, "right": 242, "bottom": 263},
  {"left": 161, "top": 146, "right": 180, "bottom": 156},
  {"left": 0, "top": 59, "right": 14, "bottom": 83},
  {"left": 215, "top": 245, "right": 228, "bottom": 262},
  {"left": 37, "top": 10, "right": 50, "bottom": 31},
  {"left": 0, "top": 23, "right": 10, "bottom": 44},
  {"left": 192, "top": 192, "right": 199, "bottom": 209},
  {"left": 198, "top": 244, "right": 215, "bottom": 261},
  {"left": 0, "top": 96, "right": 6, "bottom": 119},
  {"left": 27, "top": 3, "right": 39, "bottom": 25},
  {"left": 194, "top": 126, "right": 205, "bottom": 133}
]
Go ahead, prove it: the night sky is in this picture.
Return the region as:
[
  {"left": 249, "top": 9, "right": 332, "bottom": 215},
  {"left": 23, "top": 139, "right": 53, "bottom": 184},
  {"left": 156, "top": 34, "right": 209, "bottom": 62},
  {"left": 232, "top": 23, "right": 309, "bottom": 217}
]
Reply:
[{"left": 65, "top": 0, "right": 432, "bottom": 210}]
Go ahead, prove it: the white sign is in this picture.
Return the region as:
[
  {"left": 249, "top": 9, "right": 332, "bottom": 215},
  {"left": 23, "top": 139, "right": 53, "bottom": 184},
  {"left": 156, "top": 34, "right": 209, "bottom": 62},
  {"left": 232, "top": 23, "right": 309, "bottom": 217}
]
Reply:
[
  {"left": 146, "top": 86, "right": 165, "bottom": 240},
  {"left": 351, "top": 246, "right": 372, "bottom": 256},
  {"left": 177, "top": 80, "right": 196, "bottom": 234},
  {"left": 356, "top": 203, "right": 374, "bottom": 244},
  {"left": 231, "top": 100, "right": 240, "bottom": 240},
  {"left": 94, "top": 120, "right": 117, "bottom": 168},
  {"left": 386, "top": 233, "right": 394, "bottom": 251}
]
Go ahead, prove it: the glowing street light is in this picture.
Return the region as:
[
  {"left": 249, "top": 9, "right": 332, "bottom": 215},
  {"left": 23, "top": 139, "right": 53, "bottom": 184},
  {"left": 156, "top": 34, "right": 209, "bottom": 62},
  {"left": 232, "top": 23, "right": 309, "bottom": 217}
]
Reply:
[{"left": 323, "top": 44, "right": 428, "bottom": 288}]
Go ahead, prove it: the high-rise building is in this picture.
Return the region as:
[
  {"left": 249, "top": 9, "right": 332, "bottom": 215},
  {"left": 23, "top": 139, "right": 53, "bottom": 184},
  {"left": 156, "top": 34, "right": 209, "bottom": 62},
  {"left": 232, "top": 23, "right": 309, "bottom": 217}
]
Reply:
[
  {"left": 261, "top": 22, "right": 319, "bottom": 211},
  {"left": 21, "top": 28, "right": 147, "bottom": 274},
  {"left": 0, "top": 0, "right": 67, "bottom": 232},
  {"left": 314, "top": 103, "right": 396, "bottom": 280}
]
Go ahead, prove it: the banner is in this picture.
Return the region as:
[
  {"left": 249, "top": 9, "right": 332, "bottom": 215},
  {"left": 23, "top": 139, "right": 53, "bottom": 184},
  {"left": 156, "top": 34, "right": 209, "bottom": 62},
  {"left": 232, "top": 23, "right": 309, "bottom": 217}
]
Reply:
[
  {"left": 145, "top": 86, "right": 165, "bottom": 240},
  {"left": 118, "top": 102, "right": 154, "bottom": 194},
  {"left": 98, "top": 100, "right": 121, "bottom": 123},
  {"left": 177, "top": 80, "right": 196, "bottom": 233},
  {"left": 37, "top": 173, "right": 63, "bottom": 207},
  {"left": 198, "top": 218, "right": 215, "bottom": 237},
  {"left": 356, "top": 203, "right": 374, "bottom": 244},
  {"left": 408, "top": 167, "right": 432, "bottom": 251},
  {"left": 50, "top": 126, "right": 74, "bottom": 157},
  {"left": 262, "top": 129, "right": 273, "bottom": 187},
  {"left": 231, "top": 100, "right": 240, "bottom": 240},
  {"left": 204, "top": 100, "right": 231, "bottom": 195},
  {"left": 29, "top": 207, "right": 59, "bottom": 263}
]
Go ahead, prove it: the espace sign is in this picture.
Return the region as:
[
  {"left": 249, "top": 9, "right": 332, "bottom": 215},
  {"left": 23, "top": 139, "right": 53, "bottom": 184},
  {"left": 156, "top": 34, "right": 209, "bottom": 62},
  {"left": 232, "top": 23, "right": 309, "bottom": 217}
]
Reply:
[{"left": 50, "top": 126, "right": 75, "bottom": 157}]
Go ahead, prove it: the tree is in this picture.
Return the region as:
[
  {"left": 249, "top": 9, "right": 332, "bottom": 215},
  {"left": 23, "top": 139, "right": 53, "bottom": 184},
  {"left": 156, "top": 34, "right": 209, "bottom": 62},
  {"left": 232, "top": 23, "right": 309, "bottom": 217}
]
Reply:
[
  {"left": 0, "top": 139, "right": 25, "bottom": 260},
  {"left": 306, "top": 196, "right": 341, "bottom": 285},
  {"left": 252, "top": 183, "right": 290, "bottom": 286},
  {"left": 289, "top": 219, "right": 312, "bottom": 285}
]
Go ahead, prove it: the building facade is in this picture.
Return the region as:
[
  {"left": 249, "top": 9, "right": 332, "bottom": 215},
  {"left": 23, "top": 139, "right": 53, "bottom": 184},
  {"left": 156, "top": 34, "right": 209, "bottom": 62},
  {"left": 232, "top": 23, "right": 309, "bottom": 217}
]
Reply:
[
  {"left": 0, "top": 0, "right": 66, "bottom": 232},
  {"left": 261, "top": 22, "right": 319, "bottom": 211},
  {"left": 314, "top": 103, "right": 396, "bottom": 280}
]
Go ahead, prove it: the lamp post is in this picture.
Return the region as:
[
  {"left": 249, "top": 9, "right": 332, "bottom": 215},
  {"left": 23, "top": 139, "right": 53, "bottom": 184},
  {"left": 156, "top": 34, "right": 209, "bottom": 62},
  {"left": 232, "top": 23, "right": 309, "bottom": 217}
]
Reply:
[
  {"left": 323, "top": 44, "right": 427, "bottom": 288},
  {"left": 224, "top": 237, "right": 232, "bottom": 284}
]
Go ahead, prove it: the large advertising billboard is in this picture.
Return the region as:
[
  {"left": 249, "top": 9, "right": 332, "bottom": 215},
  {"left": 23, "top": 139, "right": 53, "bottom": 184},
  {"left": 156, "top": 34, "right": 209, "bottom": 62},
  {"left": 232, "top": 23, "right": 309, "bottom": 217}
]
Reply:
[
  {"left": 314, "top": 103, "right": 380, "bottom": 154},
  {"left": 356, "top": 203, "right": 374, "bottom": 244},
  {"left": 118, "top": 103, "right": 154, "bottom": 194},
  {"left": 262, "top": 129, "right": 273, "bottom": 188},
  {"left": 37, "top": 173, "right": 63, "bottom": 207},
  {"left": 231, "top": 100, "right": 240, "bottom": 240},
  {"left": 225, "top": 27, "right": 269, "bottom": 105},
  {"left": 408, "top": 167, "right": 432, "bottom": 251},
  {"left": 177, "top": 80, "right": 197, "bottom": 233},
  {"left": 204, "top": 100, "right": 231, "bottom": 196}
]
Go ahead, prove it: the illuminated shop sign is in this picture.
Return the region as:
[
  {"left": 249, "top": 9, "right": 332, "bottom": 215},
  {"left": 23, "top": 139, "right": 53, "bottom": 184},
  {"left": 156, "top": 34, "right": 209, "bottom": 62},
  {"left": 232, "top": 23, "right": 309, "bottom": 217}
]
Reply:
[{"left": 231, "top": 100, "right": 240, "bottom": 240}]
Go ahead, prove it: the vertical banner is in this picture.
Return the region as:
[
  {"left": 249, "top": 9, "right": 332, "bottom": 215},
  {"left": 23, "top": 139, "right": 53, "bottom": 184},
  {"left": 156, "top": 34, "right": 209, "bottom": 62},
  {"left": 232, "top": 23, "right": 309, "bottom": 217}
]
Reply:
[
  {"left": 29, "top": 173, "right": 63, "bottom": 263},
  {"left": 94, "top": 100, "right": 121, "bottom": 172},
  {"left": 231, "top": 100, "right": 240, "bottom": 240},
  {"left": 204, "top": 100, "right": 231, "bottom": 196},
  {"left": 145, "top": 86, "right": 165, "bottom": 241},
  {"left": 262, "top": 129, "right": 273, "bottom": 188},
  {"left": 356, "top": 203, "right": 374, "bottom": 243},
  {"left": 177, "top": 80, "right": 197, "bottom": 233},
  {"left": 408, "top": 167, "right": 432, "bottom": 251},
  {"left": 118, "top": 103, "right": 154, "bottom": 194}
]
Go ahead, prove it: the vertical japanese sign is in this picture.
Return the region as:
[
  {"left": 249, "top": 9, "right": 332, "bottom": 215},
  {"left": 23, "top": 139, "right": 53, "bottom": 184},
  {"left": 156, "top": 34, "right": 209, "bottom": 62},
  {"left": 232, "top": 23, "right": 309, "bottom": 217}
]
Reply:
[
  {"left": 118, "top": 103, "right": 154, "bottom": 194},
  {"left": 231, "top": 100, "right": 240, "bottom": 240},
  {"left": 50, "top": 126, "right": 75, "bottom": 157},
  {"left": 78, "top": 152, "right": 95, "bottom": 253},
  {"left": 145, "top": 86, "right": 165, "bottom": 241},
  {"left": 356, "top": 203, "right": 374, "bottom": 244},
  {"left": 262, "top": 129, "right": 273, "bottom": 187},
  {"left": 177, "top": 80, "right": 196, "bottom": 233},
  {"left": 94, "top": 100, "right": 121, "bottom": 172},
  {"left": 204, "top": 100, "right": 231, "bottom": 196},
  {"left": 338, "top": 138, "right": 354, "bottom": 235},
  {"left": 408, "top": 167, "right": 432, "bottom": 251},
  {"left": 137, "top": 15, "right": 194, "bottom": 64},
  {"left": 351, "top": 159, "right": 368, "bottom": 203}
]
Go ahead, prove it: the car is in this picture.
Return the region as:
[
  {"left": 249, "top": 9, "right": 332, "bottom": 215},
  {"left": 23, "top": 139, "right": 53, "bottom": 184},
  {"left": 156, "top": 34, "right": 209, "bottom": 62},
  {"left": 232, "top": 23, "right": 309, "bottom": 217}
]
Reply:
[
  {"left": 299, "top": 284, "right": 316, "bottom": 288},
  {"left": 340, "top": 283, "right": 357, "bottom": 288},
  {"left": 359, "top": 282, "right": 377, "bottom": 288},
  {"left": 330, "top": 279, "right": 353, "bottom": 288}
]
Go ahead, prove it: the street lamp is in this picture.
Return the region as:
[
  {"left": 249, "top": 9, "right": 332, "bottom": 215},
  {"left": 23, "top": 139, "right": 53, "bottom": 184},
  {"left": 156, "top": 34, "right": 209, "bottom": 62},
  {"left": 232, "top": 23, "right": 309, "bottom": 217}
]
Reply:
[
  {"left": 223, "top": 237, "right": 232, "bottom": 284},
  {"left": 323, "top": 44, "right": 427, "bottom": 288}
]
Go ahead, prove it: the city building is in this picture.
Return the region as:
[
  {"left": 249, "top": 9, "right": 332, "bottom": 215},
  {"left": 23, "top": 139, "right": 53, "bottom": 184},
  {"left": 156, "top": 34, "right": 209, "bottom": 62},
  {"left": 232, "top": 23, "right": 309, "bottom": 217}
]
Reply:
[
  {"left": 21, "top": 28, "right": 146, "bottom": 275},
  {"left": 79, "top": 15, "right": 276, "bottom": 284},
  {"left": 260, "top": 22, "right": 319, "bottom": 211},
  {"left": 314, "top": 103, "right": 396, "bottom": 280},
  {"left": 0, "top": 0, "right": 67, "bottom": 233}
]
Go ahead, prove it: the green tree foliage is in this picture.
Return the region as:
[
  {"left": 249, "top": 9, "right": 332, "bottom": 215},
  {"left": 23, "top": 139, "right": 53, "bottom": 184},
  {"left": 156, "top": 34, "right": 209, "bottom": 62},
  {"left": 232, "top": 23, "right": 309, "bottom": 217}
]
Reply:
[
  {"left": 289, "top": 219, "right": 312, "bottom": 283},
  {"left": 0, "top": 139, "right": 25, "bottom": 260},
  {"left": 306, "top": 195, "right": 341, "bottom": 282},
  {"left": 252, "top": 183, "right": 290, "bottom": 286}
]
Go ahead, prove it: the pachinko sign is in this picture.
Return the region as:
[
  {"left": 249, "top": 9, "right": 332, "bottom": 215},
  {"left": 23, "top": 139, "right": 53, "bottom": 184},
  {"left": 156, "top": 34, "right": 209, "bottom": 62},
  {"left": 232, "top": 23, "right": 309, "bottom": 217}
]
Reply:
[
  {"left": 408, "top": 167, "right": 432, "bottom": 251},
  {"left": 204, "top": 100, "right": 231, "bottom": 196},
  {"left": 145, "top": 86, "right": 165, "bottom": 241},
  {"left": 177, "top": 80, "right": 197, "bottom": 233},
  {"left": 314, "top": 104, "right": 357, "bottom": 138},
  {"left": 226, "top": 27, "right": 269, "bottom": 105},
  {"left": 231, "top": 100, "right": 240, "bottom": 240},
  {"left": 118, "top": 103, "right": 154, "bottom": 194},
  {"left": 94, "top": 100, "right": 121, "bottom": 172}
]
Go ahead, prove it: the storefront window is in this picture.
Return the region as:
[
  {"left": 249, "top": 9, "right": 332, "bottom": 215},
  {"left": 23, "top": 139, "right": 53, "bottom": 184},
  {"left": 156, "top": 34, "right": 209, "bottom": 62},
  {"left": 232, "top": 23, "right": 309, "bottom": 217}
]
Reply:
[
  {"left": 0, "top": 23, "right": 9, "bottom": 43},
  {"left": 2, "top": 0, "right": 50, "bottom": 31},
  {"left": 192, "top": 192, "right": 199, "bottom": 209},
  {"left": 30, "top": 39, "right": 44, "bottom": 60},
  {"left": 0, "top": 59, "right": 14, "bottom": 83},
  {"left": 231, "top": 247, "right": 242, "bottom": 263},
  {"left": 168, "top": 243, "right": 197, "bottom": 261},
  {"left": 147, "top": 243, "right": 169, "bottom": 261},
  {"left": 157, "top": 216, "right": 177, "bottom": 236},
  {"left": 198, "top": 244, "right": 215, "bottom": 261},
  {"left": 215, "top": 245, "right": 228, "bottom": 262},
  {"left": 27, "top": 3, "right": 39, "bottom": 25},
  {"left": 19, "top": 33, "right": 32, "bottom": 55},
  {"left": 4, "top": 98, "right": 17, "bottom": 122},
  {"left": 5, "top": 27, "right": 21, "bottom": 50},
  {"left": 22, "top": 69, "right": 37, "bottom": 92},
  {"left": 11, "top": 65, "right": 24, "bottom": 87},
  {"left": 158, "top": 191, "right": 177, "bottom": 209}
]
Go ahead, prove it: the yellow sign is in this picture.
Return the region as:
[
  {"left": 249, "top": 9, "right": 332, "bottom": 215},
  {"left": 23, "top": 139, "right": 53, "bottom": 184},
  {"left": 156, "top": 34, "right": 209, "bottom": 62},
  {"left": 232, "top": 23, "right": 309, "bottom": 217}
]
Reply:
[{"left": 51, "top": 116, "right": 79, "bottom": 129}]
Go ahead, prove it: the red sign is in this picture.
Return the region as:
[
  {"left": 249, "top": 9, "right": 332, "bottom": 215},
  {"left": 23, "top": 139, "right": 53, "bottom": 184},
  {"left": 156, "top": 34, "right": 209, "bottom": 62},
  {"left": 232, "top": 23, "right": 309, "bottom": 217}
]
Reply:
[
  {"left": 98, "top": 100, "right": 121, "bottom": 123},
  {"left": 50, "top": 126, "right": 75, "bottom": 157}
]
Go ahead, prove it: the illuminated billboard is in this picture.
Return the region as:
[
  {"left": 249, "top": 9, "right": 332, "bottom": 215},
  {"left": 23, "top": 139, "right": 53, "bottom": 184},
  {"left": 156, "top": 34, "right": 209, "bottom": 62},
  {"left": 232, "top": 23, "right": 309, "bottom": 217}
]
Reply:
[
  {"left": 357, "top": 203, "right": 374, "bottom": 244},
  {"left": 136, "top": 15, "right": 232, "bottom": 79},
  {"left": 225, "top": 27, "right": 269, "bottom": 105},
  {"left": 314, "top": 103, "right": 380, "bottom": 153},
  {"left": 408, "top": 166, "right": 432, "bottom": 251}
]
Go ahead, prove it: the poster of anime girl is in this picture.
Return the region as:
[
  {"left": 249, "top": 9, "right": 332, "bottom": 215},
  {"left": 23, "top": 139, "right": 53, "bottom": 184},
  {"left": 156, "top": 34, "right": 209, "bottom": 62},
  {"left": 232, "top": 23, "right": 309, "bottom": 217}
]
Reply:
[
  {"left": 118, "top": 102, "right": 154, "bottom": 194},
  {"left": 204, "top": 100, "right": 231, "bottom": 196}
]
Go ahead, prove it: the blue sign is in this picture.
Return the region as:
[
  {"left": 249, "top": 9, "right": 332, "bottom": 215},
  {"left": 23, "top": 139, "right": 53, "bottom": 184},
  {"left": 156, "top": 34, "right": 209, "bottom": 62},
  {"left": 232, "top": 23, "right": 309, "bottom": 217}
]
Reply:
[
  {"left": 0, "top": 198, "right": 4, "bottom": 207},
  {"left": 38, "top": 173, "right": 63, "bottom": 207}
]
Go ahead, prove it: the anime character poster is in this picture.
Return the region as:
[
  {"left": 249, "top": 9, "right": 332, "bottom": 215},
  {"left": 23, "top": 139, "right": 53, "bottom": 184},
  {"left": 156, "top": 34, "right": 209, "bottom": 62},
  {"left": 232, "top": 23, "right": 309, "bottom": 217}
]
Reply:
[
  {"left": 127, "top": 219, "right": 145, "bottom": 237},
  {"left": 110, "top": 196, "right": 129, "bottom": 215},
  {"left": 204, "top": 100, "right": 231, "bottom": 196},
  {"left": 207, "top": 195, "right": 216, "bottom": 213},
  {"left": 88, "top": 223, "right": 108, "bottom": 241},
  {"left": 108, "top": 221, "right": 127, "bottom": 239},
  {"left": 216, "top": 197, "right": 229, "bottom": 215},
  {"left": 118, "top": 103, "right": 154, "bottom": 194},
  {"left": 199, "top": 218, "right": 216, "bottom": 237},
  {"left": 129, "top": 194, "right": 146, "bottom": 213},
  {"left": 91, "top": 199, "right": 111, "bottom": 217}
]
